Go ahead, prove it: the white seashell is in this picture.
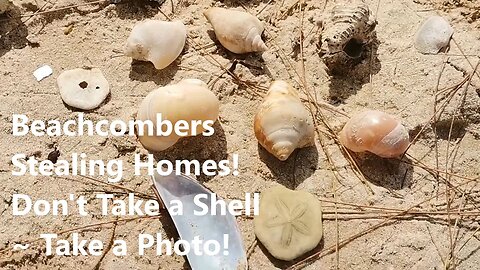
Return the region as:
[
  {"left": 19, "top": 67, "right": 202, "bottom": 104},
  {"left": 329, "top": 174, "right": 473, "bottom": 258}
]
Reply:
[
  {"left": 58, "top": 68, "right": 110, "bottom": 110},
  {"left": 339, "top": 110, "right": 410, "bottom": 158},
  {"left": 125, "top": 20, "right": 186, "bottom": 70},
  {"left": 204, "top": 7, "right": 268, "bottom": 54},
  {"left": 0, "top": 0, "right": 10, "bottom": 13},
  {"left": 137, "top": 79, "right": 220, "bottom": 152},
  {"left": 414, "top": 16, "right": 453, "bottom": 54},
  {"left": 254, "top": 80, "right": 315, "bottom": 161}
]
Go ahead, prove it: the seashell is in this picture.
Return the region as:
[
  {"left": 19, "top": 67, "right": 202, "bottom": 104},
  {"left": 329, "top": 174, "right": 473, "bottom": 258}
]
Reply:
[
  {"left": 254, "top": 185, "right": 323, "bottom": 261},
  {"left": 254, "top": 80, "right": 315, "bottom": 161},
  {"left": 57, "top": 68, "right": 110, "bottom": 110},
  {"left": 125, "top": 20, "right": 186, "bottom": 70},
  {"left": 204, "top": 7, "right": 268, "bottom": 54},
  {"left": 136, "top": 79, "right": 220, "bottom": 152},
  {"left": 320, "top": 0, "right": 377, "bottom": 73},
  {"left": 0, "top": 0, "right": 10, "bottom": 13},
  {"left": 339, "top": 110, "right": 410, "bottom": 158},
  {"left": 414, "top": 16, "right": 453, "bottom": 54}
]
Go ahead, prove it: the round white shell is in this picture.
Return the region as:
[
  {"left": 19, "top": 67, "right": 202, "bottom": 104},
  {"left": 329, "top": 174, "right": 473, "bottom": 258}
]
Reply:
[
  {"left": 414, "top": 16, "right": 453, "bottom": 54},
  {"left": 125, "top": 20, "right": 186, "bottom": 70},
  {"left": 58, "top": 68, "right": 110, "bottom": 110}
]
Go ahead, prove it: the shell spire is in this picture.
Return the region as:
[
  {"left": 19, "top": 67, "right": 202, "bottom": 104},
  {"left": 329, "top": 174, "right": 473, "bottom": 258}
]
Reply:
[{"left": 247, "top": 28, "right": 268, "bottom": 52}]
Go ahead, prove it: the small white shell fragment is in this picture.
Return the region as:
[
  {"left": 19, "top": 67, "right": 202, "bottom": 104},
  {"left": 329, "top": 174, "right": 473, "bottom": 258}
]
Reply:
[
  {"left": 33, "top": 65, "right": 53, "bottom": 81},
  {"left": 57, "top": 68, "right": 110, "bottom": 110},
  {"left": 414, "top": 16, "right": 453, "bottom": 54},
  {"left": 125, "top": 20, "right": 187, "bottom": 70}
]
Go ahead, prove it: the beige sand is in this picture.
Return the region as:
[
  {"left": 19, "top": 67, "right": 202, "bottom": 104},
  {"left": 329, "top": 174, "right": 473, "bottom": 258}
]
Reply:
[{"left": 0, "top": 0, "right": 479, "bottom": 269}]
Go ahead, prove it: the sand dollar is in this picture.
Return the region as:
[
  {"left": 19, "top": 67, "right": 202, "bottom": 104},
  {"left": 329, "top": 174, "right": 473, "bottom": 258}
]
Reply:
[
  {"left": 254, "top": 185, "right": 323, "bottom": 261},
  {"left": 57, "top": 68, "right": 110, "bottom": 110}
]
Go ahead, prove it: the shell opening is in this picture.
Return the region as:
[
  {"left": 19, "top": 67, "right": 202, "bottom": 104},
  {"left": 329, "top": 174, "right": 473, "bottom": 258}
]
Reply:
[
  {"left": 343, "top": 38, "right": 364, "bottom": 58},
  {"left": 79, "top": 81, "right": 88, "bottom": 89}
]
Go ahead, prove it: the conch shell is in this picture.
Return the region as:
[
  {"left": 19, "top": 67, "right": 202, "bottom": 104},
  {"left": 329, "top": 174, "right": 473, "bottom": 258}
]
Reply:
[
  {"left": 204, "top": 7, "right": 268, "bottom": 54},
  {"left": 254, "top": 80, "right": 315, "bottom": 161},
  {"left": 339, "top": 110, "right": 410, "bottom": 158},
  {"left": 137, "top": 79, "right": 220, "bottom": 152},
  {"left": 125, "top": 20, "right": 186, "bottom": 70}
]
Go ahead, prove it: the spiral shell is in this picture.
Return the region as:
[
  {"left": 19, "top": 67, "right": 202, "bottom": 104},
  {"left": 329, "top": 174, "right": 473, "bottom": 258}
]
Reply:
[
  {"left": 125, "top": 20, "right": 186, "bottom": 70},
  {"left": 137, "top": 79, "right": 220, "bottom": 152},
  {"left": 254, "top": 80, "right": 315, "bottom": 161},
  {"left": 320, "top": 0, "right": 376, "bottom": 72},
  {"left": 204, "top": 7, "right": 268, "bottom": 54},
  {"left": 339, "top": 110, "right": 410, "bottom": 158}
]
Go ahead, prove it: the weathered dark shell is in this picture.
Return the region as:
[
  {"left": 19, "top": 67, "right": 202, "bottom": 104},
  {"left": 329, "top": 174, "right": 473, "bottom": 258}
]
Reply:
[{"left": 320, "top": 0, "right": 377, "bottom": 74}]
